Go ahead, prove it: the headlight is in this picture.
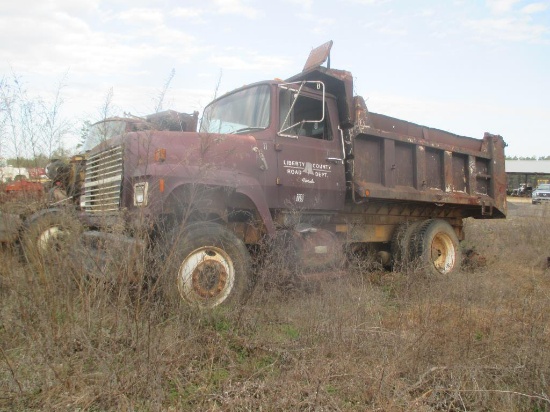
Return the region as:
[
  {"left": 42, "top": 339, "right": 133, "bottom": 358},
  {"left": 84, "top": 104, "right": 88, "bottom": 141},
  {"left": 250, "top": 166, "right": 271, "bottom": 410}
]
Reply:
[{"left": 133, "top": 182, "right": 148, "bottom": 206}]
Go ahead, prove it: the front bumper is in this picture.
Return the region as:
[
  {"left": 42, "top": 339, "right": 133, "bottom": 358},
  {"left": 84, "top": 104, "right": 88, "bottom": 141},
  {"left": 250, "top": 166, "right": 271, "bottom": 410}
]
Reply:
[{"left": 532, "top": 194, "right": 550, "bottom": 203}]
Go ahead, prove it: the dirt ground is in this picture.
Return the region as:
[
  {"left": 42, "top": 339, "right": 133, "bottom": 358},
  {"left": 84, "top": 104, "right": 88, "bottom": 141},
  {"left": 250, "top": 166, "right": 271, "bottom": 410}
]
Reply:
[
  {"left": 507, "top": 196, "right": 550, "bottom": 218},
  {"left": 1, "top": 200, "right": 549, "bottom": 411}
]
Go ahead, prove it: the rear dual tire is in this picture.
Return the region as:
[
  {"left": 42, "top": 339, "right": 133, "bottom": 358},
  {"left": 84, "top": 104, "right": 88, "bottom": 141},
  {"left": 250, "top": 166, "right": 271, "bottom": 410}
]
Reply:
[{"left": 392, "top": 219, "right": 461, "bottom": 275}]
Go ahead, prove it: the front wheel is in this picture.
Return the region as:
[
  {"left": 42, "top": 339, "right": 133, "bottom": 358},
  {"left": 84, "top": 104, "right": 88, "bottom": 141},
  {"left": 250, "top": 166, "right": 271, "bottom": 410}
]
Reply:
[
  {"left": 409, "top": 219, "right": 462, "bottom": 276},
  {"left": 21, "top": 210, "right": 82, "bottom": 266},
  {"left": 169, "top": 222, "right": 251, "bottom": 308}
]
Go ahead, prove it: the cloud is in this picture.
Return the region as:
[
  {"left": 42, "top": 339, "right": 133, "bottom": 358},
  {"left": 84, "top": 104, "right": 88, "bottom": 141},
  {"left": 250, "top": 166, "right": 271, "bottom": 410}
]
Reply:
[
  {"left": 521, "top": 2, "right": 549, "bottom": 14},
  {"left": 362, "top": 91, "right": 545, "bottom": 156},
  {"left": 348, "top": 0, "right": 391, "bottom": 4},
  {"left": 2, "top": 0, "right": 100, "bottom": 15},
  {"left": 209, "top": 50, "right": 292, "bottom": 72},
  {"left": 417, "top": 9, "right": 436, "bottom": 17},
  {"left": 377, "top": 24, "right": 407, "bottom": 36},
  {"left": 0, "top": 3, "right": 202, "bottom": 77},
  {"left": 486, "top": 0, "right": 522, "bottom": 14},
  {"left": 172, "top": 7, "right": 206, "bottom": 20},
  {"left": 296, "top": 13, "right": 336, "bottom": 35},
  {"left": 284, "top": 0, "right": 313, "bottom": 10},
  {"left": 212, "top": 0, "right": 263, "bottom": 19},
  {"left": 362, "top": 14, "right": 408, "bottom": 37},
  {"left": 468, "top": 0, "right": 550, "bottom": 43},
  {"left": 465, "top": 16, "right": 548, "bottom": 43},
  {"left": 0, "top": 12, "right": 89, "bottom": 74},
  {"left": 116, "top": 8, "right": 164, "bottom": 25},
  {"left": 173, "top": 1, "right": 262, "bottom": 20}
]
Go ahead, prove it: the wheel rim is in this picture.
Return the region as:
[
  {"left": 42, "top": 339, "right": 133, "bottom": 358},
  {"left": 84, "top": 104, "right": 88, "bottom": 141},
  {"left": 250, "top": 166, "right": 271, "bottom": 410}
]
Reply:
[
  {"left": 36, "top": 226, "right": 63, "bottom": 254},
  {"left": 178, "top": 246, "right": 235, "bottom": 307},
  {"left": 430, "top": 232, "right": 456, "bottom": 274}
]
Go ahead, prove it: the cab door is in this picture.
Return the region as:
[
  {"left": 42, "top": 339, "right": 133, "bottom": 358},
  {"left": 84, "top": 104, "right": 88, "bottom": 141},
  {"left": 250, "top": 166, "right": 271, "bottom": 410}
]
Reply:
[{"left": 275, "top": 86, "right": 346, "bottom": 211}]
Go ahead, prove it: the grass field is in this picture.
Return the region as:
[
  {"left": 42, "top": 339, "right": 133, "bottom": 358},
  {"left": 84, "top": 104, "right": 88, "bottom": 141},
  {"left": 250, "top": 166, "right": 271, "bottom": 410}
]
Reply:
[{"left": 1, "top": 202, "right": 549, "bottom": 411}]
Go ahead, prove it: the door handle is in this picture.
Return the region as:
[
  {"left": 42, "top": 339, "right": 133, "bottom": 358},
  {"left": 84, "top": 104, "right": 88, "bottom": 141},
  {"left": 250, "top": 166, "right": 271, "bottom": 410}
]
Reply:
[{"left": 326, "top": 157, "right": 344, "bottom": 164}]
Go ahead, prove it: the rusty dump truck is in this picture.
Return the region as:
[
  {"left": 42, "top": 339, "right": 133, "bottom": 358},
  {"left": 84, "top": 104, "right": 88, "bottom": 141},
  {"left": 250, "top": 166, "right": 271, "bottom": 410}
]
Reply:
[{"left": 28, "top": 41, "right": 506, "bottom": 308}]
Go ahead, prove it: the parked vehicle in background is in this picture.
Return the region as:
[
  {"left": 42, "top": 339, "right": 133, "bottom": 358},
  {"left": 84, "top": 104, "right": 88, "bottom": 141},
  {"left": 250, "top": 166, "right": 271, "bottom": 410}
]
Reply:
[
  {"left": 511, "top": 183, "right": 533, "bottom": 197},
  {"left": 4, "top": 175, "right": 44, "bottom": 196},
  {"left": 0, "top": 166, "right": 30, "bottom": 183},
  {"left": 532, "top": 183, "right": 550, "bottom": 204},
  {"left": 76, "top": 41, "right": 507, "bottom": 308}
]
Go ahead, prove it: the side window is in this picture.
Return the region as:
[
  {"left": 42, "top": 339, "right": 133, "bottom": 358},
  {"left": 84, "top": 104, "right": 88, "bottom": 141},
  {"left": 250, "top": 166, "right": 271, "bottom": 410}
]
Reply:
[{"left": 279, "top": 90, "right": 332, "bottom": 140}]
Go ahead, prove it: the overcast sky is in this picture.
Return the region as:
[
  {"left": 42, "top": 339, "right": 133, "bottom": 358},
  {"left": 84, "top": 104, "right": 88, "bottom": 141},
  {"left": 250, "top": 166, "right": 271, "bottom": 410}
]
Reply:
[{"left": 1, "top": 0, "right": 549, "bottom": 157}]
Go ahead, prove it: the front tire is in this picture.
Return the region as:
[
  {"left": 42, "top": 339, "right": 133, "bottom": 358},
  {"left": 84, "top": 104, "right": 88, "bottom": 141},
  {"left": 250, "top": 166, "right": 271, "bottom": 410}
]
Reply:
[
  {"left": 169, "top": 222, "right": 251, "bottom": 308},
  {"left": 409, "top": 219, "right": 462, "bottom": 275},
  {"left": 21, "top": 210, "right": 82, "bottom": 266}
]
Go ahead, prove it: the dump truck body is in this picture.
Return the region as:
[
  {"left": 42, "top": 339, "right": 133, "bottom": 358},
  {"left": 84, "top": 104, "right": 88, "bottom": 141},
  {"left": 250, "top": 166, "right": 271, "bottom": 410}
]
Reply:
[
  {"left": 350, "top": 106, "right": 506, "bottom": 216},
  {"left": 74, "top": 41, "right": 506, "bottom": 308}
]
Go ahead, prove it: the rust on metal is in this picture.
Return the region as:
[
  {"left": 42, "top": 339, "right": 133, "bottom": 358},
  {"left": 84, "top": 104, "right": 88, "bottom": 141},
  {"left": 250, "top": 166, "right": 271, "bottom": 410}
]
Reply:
[
  {"left": 192, "top": 261, "right": 228, "bottom": 298},
  {"left": 302, "top": 40, "right": 333, "bottom": 73}
]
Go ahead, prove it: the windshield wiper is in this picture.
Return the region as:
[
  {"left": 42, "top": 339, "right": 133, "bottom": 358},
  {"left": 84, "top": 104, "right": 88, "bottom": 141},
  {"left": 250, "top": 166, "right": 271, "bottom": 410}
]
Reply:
[{"left": 230, "top": 127, "right": 265, "bottom": 134}]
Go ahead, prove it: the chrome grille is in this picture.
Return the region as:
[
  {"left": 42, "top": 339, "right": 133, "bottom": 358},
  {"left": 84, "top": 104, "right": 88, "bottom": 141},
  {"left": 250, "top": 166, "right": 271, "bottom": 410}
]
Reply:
[{"left": 81, "top": 146, "right": 123, "bottom": 213}]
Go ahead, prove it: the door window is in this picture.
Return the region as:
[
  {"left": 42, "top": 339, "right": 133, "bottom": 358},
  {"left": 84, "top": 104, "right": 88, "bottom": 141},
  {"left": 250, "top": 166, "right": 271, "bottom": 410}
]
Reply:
[{"left": 279, "top": 89, "right": 332, "bottom": 140}]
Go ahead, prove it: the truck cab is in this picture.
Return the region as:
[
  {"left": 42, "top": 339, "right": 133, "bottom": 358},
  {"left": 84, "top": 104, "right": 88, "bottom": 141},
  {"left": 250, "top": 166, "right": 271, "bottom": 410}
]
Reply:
[{"left": 199, "top": 80, "right": 346, "bottom": 212}]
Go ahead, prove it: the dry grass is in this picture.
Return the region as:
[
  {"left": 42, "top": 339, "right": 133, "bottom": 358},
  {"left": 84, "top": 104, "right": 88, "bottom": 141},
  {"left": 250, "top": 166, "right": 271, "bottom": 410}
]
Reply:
[{"left": 1, "top": 204, "right": 550, "bottom": 411}]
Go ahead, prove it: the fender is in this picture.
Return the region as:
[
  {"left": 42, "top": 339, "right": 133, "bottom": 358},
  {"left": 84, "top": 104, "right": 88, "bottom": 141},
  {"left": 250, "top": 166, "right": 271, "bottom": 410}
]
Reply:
[
  {"left": 233, "top": 175, "right": 275, "bottom": 235},
  {"left": 126, "top": 130, "right": 275, "bottom": 234},
  {"left": 133, "top": 164, "right": 276, "bottom": 236}
]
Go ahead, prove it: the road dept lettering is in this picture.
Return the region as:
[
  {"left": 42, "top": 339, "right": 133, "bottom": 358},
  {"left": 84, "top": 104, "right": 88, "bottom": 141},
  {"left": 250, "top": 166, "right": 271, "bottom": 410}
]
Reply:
[{"left": 283, "top": 160, "right": 331, "bottom": 179}]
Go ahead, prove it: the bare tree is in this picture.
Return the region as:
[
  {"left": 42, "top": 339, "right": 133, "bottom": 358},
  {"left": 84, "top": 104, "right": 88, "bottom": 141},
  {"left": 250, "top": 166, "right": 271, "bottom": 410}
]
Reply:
[
  {"left": 0, "top": 71, "right": 71, "bottom": 166},
  {"left": 0, "top": 72, "right": 26, "bottom": 166},
  {"left": 39, "top": 71, "right": 71, "bottom": 160},
  {"left": 153, "top": 68, "right": 176, "bottom": 113},
  {"left": 213, "top": 69, "right": 223, "bottom": 101},
  {"left": 99, "top": 87, "right": 115, "bottom": 122},
  {"left": 86, "top": 87, "right": 116, "bottom": 148}
]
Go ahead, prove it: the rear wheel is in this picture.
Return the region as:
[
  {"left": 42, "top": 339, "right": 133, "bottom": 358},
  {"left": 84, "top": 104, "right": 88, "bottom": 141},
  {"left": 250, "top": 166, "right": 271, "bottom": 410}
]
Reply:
[
  {"left": 169, "top": 222, "right": 251, "bottom": 308},
  {"left": 409, "top": 219, "right": 461, "bottom": 275},
  {"left": 391, "top": 221, "right": 421, "bottom": 271}
]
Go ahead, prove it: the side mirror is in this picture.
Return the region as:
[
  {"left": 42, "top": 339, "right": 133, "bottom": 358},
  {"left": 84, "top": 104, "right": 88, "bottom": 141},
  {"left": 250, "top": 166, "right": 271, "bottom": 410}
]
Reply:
[{"left": 278, "top": 81, "right": 325, "bottom": 138}]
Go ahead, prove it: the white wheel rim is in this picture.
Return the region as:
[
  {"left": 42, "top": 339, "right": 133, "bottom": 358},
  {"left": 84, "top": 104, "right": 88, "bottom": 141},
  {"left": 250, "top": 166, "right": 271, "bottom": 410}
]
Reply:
[
  {"left": 36, "top": 226, "right": 62, "bottom": 254},
  {"left": 430, "top": 233, "right": 456, "bottom": 274},
  {"left": 178, "top": 246, "right": 235, "bottom": 307}
]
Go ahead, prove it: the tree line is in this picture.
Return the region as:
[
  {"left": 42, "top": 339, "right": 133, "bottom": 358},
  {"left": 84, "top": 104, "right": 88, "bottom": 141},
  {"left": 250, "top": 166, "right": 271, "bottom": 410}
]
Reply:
[{"left": 505, "top": 156, "right": 550, "bottom": 160}]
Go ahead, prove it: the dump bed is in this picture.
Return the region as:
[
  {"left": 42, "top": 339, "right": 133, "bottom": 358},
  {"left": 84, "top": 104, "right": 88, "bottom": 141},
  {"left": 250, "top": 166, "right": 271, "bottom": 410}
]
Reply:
[
  {"left": 289, "top": 40, "right": 506, "bottom": 219},
  {"left": 350, "top": 97, "right": 507, "bottom": 219}
]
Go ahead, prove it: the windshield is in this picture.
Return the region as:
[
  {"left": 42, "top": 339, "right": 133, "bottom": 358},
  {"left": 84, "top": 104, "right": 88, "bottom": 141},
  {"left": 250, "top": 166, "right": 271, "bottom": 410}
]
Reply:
[
  {"left": 83, "top": 120, "right": 128, "bottom": 151},
  {"left": 200, "top": 85, "right": 270, "bottom": 134},
  {"left": 537, "top": 184, "right": 550, "bottom": 190}
]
